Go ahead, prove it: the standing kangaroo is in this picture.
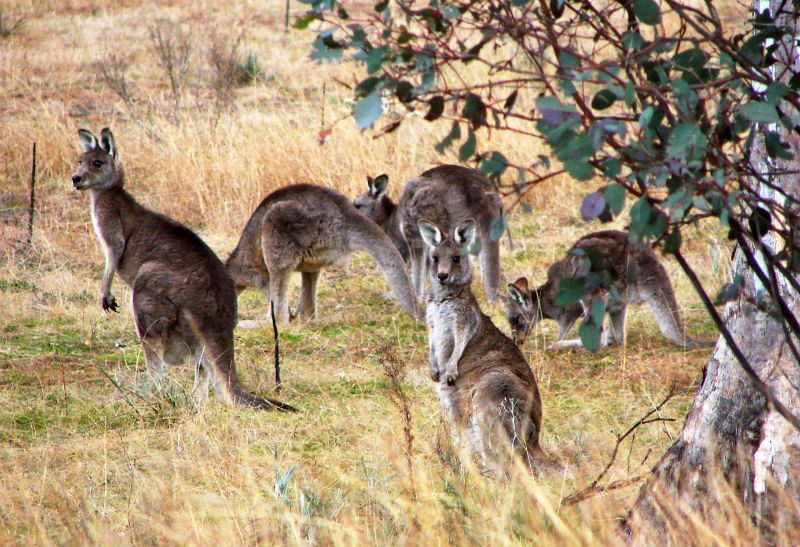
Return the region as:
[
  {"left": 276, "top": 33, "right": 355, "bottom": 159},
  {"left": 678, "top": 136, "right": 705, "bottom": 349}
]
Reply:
[
  {"left": 505, "top": 230, "right": 713, "bottom": 350},
  {"left": 226, "top": 184, "right": 418, "bottom": 325},
  {"left": 72, "top": 128, "right": 294, "bottom": 411},
  {"left": 353, "top": 165, "right": 504, "bottom": 302},
  {"left": 420, "top": 218, "right": 544, "bottom": 469}
]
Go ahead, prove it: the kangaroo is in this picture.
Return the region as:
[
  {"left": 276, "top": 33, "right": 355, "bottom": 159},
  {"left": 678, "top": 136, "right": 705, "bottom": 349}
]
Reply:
[
  {"left": 505, "top": 230, "right": 714, "bottom": 350},
  {"left": 353, "top": 165, "right": 504, "bottom": 302},
  {"left": 226, "top": 184, "right": 418, "bottom": 325},
  {"left": 71, "top": 128, "right": 294, "bottom": 411},
  {"left": 420, "top": 218, "right": 544, "bottom": 470}
]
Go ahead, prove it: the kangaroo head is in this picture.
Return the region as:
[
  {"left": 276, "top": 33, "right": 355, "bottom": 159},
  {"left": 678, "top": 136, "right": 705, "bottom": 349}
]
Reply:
[
  {"left": 418, "top": 218, "right": 475, "bottom": 289},
  {"left": 353, "top": 174, "right": 389, "bottom": 221},
  {"left": 72, "top": 128, "right": 119, "bottom": 191},
  {"left": 505, "top": 276, "right": 538, "bottom": 345}
]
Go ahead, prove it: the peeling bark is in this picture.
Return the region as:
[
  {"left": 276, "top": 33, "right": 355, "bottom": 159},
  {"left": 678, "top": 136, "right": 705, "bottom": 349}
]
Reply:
[{"left": 626, "top": 2, "right": 800, "bottom": 543}]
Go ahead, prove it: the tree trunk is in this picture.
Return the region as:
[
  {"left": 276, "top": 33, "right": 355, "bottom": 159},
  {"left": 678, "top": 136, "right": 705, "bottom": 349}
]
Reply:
[{"left": 626, "top": 3, "right": 800, "bottom": 544}]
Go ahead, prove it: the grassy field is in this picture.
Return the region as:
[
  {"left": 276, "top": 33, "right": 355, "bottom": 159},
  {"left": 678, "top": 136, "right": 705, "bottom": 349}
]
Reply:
[{"left": 0, "top": 1, "right": 747, "bottom": 545}]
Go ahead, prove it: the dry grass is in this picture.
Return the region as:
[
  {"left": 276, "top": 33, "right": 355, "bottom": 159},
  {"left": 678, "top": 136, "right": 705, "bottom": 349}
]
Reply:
[{"left": 0, "top": 1, "right": 782, "bottom": 545}]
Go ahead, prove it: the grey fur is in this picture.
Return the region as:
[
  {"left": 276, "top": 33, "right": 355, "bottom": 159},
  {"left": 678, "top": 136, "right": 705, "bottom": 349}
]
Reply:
[
  {"left": 421, "top": 219, "right": 544, "bottom": 470},
  {"left": 226, "top": 184, "right": 419, "bottom": 324},
  {"left": 504, "top": 230, "right": 714, "bottom": 350},
  {"left": 353, "top": 165, "right": 504, "bottom": 302},
  {"left": 72, "top": 128, "right": 295, "bottom": 411}
]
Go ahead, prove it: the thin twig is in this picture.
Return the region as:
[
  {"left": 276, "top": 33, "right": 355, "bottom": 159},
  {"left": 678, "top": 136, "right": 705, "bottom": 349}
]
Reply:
[
  {"left": 271, "top": 300, "right": 281, "bottom": 391},
  {"left": 562, "top": 388, "right": 677, "bottom": 506},
  {"left": 27, "top": 142, "right": 36, "bottom": 247}
]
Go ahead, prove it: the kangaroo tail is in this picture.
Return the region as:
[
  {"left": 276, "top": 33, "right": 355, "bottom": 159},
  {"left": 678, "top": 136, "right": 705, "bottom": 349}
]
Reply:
[
  {"left": 229, "top": 389, "right": 298, "bottom": 412},
  {"left": 349, "top": 215, "right": 420, "bottom": 319},
  {"left": 184, "top": 311, "right": 297, "bottom": 412}
]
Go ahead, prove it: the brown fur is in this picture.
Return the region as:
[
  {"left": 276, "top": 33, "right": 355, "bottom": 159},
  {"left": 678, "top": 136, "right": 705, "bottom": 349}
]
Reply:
[
  {"left": 420, "top": 219, "right": 544, "bottom": 471},
  {"left": 505, "top": 230, "right": 714, "bottom": 350},
  {"left": 353, "top": 165, "right": 504, "bottom": 302},
  {"left": 226, "top": 184, "right": 418, "bottom": 324},
  {"left": 72, "top": 128, "right": 295, "bottom": 411}
]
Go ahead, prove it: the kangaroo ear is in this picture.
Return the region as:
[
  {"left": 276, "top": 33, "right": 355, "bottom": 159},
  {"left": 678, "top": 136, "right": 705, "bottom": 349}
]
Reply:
[
  {"left": 371, "top": 174, "right": 388, "bottom": 197},
  {"left": 98, "top": 128, "right": 115, "bottom": 157},
  {"left": 512, "top": 276, "right": 529, "bottom": 294},
  {"left": 454, "top": 219, "right": 476, "bottom": 247},
  {"left": 417, "top": 220, "right": 442, "bottom": 248},
  {"left": 507, "top": 283, "right": 532, "bottom": 309},
  {"left": 78, "top": 129, "right": 97, "bottom": 152}
]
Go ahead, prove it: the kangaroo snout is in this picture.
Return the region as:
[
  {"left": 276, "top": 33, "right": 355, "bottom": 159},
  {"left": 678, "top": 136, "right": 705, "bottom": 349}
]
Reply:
[
  {"left": 72, "top": 175, "right": 83, "bottom": 187},
  {"left": 437, "top": 272, "right": 449, "bottom": 282}
]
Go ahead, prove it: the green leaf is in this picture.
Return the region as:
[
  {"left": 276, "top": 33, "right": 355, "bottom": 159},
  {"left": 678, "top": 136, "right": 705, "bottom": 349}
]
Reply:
[
  {"left": 564, "top": 159, "right": 595, "bottom": 181},
  {"left": 395, "top": 80, "right": 414, "bottom": 103},
  {"left": 489, "top": 215, "right": 507, "bottom": 242},
  {"left": 604, "top": 183, "right": 626, "bottom": 214},
  {"left": 579, "top": 322, "right": 602, "bottom": 352},
  {"left": 765, "top": 131, "right": 794, "bottom": 160},
  {"left": 664, "top": 227, "right": 682, "bottom": 254},
  {"left": 536, "top": 96, "right": 579, "bottom": 125},
  {"left": 425, "top": 96, "right": 445, "bottom": 121},
  {"left": 441, "top": 5, "right": 460, "bottom": 20},
  {"left": 667, "top": 123, "right": 706, "bottom": 157},
  {"left": 766, "top": 82, "right": 792, "bottom": 106},
  {"left": 589, "top": 299, "right": 606, "bottom": 327},
  {"left": 673, "top": 48, "right": 708, "bottom": 72},
  {"left": 459, "top": 130, "right": 476, "bottom": 162},
  {"left": 632, "top": 0, "right": 661, "bottom": 25},
  {"left": 310, "top": 33, "right": 343, "bottom": 63},
  {"left": 591, "top": 89, "right": 617, "bottom": 110},
  {"left": 294, "top": 12, "right": 317, "bottom": 30},
  {"left": 365, "top": 47, "right": 389, "bottom": 74},
  {"left": 480, "top": 151, "right": 508, "bottom": 176},
  {"left": 355, "top": 77, "right": 382, "bottom": 98},
  {"left": 625, "top": 81, "right": 636, "bottom": 108},
  {"left": 435, "top": 121, "right": 461, "bottom": 153},
  {"left": 621, "top": 30, "right": 646, "bottom": 50},
  {"left": 504, "top": 90, "right": 518, "bottom": 113},
  {"left": 463, "top": 93, "right": 487, "bottom": 128},
  {"left": 629, "top": 196, "right": 651, "bottom": 237},
  {"left": 555, "top": 278, "right": 586, "bottom": 306},
  {"left": 740, "top": 101, "right": 779, "bottom": 123},
  {"left": 354, "top": 92, "right": 382, "bottom": 130},
  {"left": 601, "top": 158, "right": 622, "bottom": 178}
]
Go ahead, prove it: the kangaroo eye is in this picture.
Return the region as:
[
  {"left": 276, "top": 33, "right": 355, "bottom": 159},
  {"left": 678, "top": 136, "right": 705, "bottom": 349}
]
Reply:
[
  {"left": 92, "top": 160, "right": 103, "bottom": 168},
  {"left": 432, "top": 255, "right": 439, "bottom": 263},
  {"left": 452, "top": 256, "right": 460, "bottom": 264}
]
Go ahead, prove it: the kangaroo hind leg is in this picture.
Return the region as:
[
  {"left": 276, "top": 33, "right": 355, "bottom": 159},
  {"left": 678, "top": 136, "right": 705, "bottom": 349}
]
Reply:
[
  {"left": 295, "top": 270, "right": 321, "bottom": 319},
  {"left": 132, "top": 266, "right": 182, "bottom": 385}
]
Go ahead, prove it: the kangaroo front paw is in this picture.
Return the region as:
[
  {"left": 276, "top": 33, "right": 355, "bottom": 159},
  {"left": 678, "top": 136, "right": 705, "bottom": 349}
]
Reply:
[
  {"left": 429, "top": 369, "right": 440, "bottom": 382},
  {"left": 445, "top": 370, "right": 458, "bottom": 385},
  {"left": 102, "top": 294, "right": 119, "bottom": 313}
]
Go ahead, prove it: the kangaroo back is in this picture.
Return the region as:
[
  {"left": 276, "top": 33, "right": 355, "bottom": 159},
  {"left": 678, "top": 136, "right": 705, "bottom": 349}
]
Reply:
[{"left": 400, "top": 165, "right": 504, "bottom": 301}]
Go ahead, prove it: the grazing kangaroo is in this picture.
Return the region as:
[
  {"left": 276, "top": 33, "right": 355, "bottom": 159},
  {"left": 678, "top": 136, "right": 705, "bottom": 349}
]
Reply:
[
  {"left": 353, "top": 165, "right": 504, "bottom": 302},
  {"left": 505, "top": 230, "right": 713, "bottom": 350},
  {"left": 72, "top": 128, "right": 295, "bottom": 411},
  {"left": 420, "top": 218, "right": 544, "bottom": 470},
  {"left": 226, "top": 184, "right": 418, "bottom": 325}
]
